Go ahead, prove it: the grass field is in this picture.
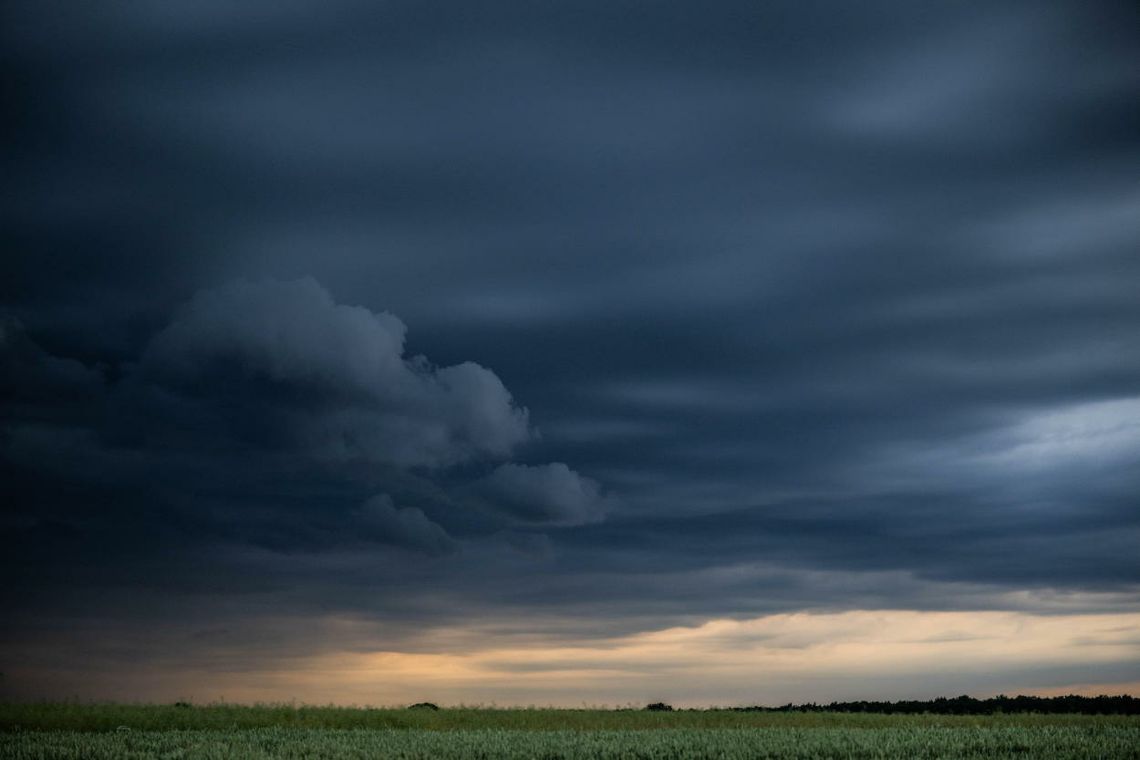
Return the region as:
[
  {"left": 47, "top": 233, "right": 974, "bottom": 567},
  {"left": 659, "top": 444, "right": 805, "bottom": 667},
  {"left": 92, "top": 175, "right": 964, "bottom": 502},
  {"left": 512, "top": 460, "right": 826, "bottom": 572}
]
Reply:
[{"left": 2, "top": 705, "right": 1138, "bottom": 759}]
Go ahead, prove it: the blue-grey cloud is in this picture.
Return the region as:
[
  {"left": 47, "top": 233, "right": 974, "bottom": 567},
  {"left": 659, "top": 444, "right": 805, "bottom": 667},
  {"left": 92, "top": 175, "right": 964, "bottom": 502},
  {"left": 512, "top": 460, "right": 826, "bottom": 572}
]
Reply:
[
  {"left": 1, "top": 317, "right": 103, "bottom": 403},
  {"left": 140, "top": 277, "right": 531, "bottom": 467},
  {"left": 355, "top": 494, "right": 457, "bottom": 556},
  {"left": 473, "top": 462, "right": 612, "bottom": 526}
]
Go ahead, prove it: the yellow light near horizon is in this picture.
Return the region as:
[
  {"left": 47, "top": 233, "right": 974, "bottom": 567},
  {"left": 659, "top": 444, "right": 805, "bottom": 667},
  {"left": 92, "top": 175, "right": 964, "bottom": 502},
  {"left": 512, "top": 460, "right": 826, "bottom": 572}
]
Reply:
[
  {"left": 341, "top": 610, "right": 1139, "bottom": 695},
  {"left": 5, "top": 609, "right": 1138, "bottom": 705}
]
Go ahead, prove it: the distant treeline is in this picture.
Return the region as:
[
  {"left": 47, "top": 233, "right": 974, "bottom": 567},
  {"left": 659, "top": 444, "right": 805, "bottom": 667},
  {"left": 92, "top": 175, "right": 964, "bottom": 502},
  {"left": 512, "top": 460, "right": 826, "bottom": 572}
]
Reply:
[{"left": 728, "top": 694, "right": 1138, "bottom": 715}]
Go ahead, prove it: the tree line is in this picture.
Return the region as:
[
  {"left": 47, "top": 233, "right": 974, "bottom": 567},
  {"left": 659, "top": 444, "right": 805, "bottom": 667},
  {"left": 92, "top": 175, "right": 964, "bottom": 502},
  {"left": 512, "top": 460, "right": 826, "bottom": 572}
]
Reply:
[{"left": 725, "top": 694, "right": 1138, "bottom": 715}]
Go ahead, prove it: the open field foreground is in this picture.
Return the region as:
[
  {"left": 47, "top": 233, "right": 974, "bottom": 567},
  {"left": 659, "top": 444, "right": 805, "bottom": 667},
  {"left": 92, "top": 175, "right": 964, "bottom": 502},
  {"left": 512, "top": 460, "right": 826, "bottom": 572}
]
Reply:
[
  {"left": 2, "top": 708, "right": 1138, "bottom": 759},
  {"left": 3, "top": 725, "right": 1140, "bottom": 760}
]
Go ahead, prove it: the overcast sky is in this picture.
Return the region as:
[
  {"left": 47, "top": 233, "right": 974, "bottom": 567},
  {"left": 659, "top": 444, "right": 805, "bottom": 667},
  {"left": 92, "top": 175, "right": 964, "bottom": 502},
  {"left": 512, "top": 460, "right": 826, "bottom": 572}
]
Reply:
[{"left": 2, "top": 0, "right": 1139, "bottom": 705}]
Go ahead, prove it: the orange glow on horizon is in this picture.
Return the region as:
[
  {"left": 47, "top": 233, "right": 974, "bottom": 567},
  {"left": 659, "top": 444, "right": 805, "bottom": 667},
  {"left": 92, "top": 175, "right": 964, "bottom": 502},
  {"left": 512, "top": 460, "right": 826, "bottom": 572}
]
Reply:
[{"left": 4, "top": 609, "right": 1138, "bottom": 706}]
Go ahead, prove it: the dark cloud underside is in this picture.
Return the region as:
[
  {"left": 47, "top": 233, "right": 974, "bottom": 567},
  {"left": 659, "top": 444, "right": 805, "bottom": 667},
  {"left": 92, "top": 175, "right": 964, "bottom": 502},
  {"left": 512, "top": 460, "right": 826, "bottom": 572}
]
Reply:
[{"left": 2, "top": 0, "right": 1139, "bottom": 696}]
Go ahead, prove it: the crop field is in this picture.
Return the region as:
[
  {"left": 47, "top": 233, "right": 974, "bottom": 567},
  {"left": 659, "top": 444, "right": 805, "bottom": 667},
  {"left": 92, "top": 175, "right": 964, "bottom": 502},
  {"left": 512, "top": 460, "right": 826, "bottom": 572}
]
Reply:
[{"left": 2, "top": 706, "right": 1138, "bottom": 759}]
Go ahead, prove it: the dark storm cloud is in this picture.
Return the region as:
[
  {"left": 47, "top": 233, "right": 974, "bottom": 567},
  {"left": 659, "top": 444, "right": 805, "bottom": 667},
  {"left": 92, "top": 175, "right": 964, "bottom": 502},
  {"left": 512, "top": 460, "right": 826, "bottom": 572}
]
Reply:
[
  {"left": 1, "top": 317, "right": 102, "bottom": 403},
  {"left": 354, "top": 494, "right": 457, "bottom": 556},
  {"left": 2, "top": 0, "right": 1140, "bottom": 687},
  {"left": 0, "top": 276, "right": 612, "bottom": 605},
  {"left": 472, "top": 463, "right": 613, "bottom": 526},
  {"left": 140, "top": 277, "right": 532, "bottom": 467}
]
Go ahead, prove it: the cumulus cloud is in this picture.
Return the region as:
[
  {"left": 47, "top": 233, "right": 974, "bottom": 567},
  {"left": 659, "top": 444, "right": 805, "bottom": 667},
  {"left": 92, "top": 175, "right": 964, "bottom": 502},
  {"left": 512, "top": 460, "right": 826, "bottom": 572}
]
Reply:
[
  {"left": 474, "top": 462, "right": 612, "bottom": 526},
  {"left": 143, "top": 277, "right": 410, "bottom": 394},
  {"left": 355, "top": 494, "right": 457, "bottom": 556},
  {"left": 140, "top": 278, "right": 532, "bottom": 467}
]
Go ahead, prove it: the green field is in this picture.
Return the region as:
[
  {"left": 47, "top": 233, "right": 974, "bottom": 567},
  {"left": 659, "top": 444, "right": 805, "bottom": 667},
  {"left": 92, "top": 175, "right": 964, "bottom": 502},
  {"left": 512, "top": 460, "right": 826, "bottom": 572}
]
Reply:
[{"left": 2, "top": 705, "right": 1138, "bottom": 759}]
